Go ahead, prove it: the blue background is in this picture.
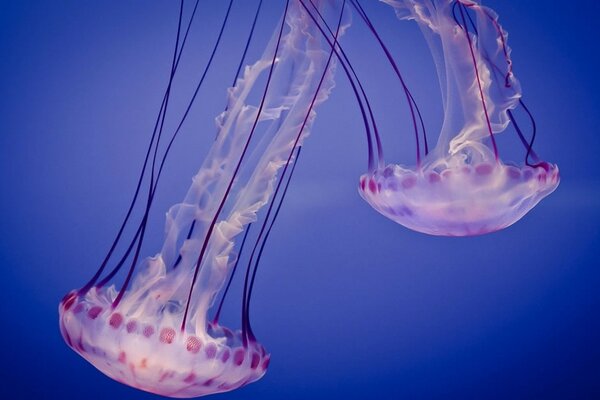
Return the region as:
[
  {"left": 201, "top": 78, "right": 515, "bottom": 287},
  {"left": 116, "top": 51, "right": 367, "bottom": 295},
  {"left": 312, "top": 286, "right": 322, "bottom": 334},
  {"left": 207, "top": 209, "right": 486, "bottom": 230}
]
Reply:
[{"left": 1, "top": 1, "right": 599, "bottom": 399}]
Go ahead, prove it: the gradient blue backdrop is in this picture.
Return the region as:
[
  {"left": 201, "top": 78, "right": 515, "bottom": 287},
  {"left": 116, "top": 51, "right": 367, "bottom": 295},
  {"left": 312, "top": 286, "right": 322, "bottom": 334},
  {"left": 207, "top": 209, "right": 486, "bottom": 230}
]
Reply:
[{"left": 1, "top": 1, "right": 599, "bottom": 399}]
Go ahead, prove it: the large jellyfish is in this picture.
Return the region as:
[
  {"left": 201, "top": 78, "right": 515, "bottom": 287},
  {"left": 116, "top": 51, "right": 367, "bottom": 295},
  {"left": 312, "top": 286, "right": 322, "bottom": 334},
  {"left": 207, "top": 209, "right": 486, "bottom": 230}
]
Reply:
[
  {"left": 59, "top": 1, "right": 348, "bottom": 397},
  {"left": 358, "top": 0, "right": 559, "bottom": 236}
]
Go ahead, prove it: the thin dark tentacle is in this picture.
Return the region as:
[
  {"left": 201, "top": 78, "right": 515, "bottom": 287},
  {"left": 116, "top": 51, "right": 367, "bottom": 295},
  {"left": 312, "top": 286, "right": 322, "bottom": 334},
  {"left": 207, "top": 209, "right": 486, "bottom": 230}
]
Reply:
[{"left": 242, "top": 1, "right": 345, "bottom": 343}]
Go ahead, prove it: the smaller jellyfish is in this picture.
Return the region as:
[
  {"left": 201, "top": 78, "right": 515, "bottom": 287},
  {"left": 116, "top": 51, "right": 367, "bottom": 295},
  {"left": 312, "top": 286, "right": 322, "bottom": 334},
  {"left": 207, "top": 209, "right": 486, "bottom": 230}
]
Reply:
[
  {"left": 59, "top": 0, "right": 347, "bottom": 397},
  {"left": 355, "top": 0, "right": 559, "bottom": 236}
]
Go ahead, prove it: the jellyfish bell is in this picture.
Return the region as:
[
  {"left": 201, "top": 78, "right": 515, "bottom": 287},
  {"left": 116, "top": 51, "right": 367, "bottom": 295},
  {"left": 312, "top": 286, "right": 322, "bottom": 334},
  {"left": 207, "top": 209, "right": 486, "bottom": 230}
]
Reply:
[
  {"left": 357, "top": 0, "right": 559, "bottom": 236},
  {"left": 59, "top": 0, "right": 347, "bottom": 397},
  {"left": 60, "top": 288, "right": 267, "bottom": 398},
  {"left": 359, "top": 157, "right": 559, "bottom": 237}
]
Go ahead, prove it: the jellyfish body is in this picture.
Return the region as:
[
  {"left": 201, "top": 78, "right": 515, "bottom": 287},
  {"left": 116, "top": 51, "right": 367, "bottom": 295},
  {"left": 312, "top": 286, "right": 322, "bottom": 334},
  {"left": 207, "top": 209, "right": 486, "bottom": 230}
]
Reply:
[
  {"left": 358, "top": 0, "right": 559, "bottom": 236},
  {"left": 359, "top": 161, "right": 558, "bottom": 236},
  {"left": 60, "top": 290, "right": 266, "bottom": 397},
  {"left": 59, "top": 1, "right": 346, "bottom": 397}
]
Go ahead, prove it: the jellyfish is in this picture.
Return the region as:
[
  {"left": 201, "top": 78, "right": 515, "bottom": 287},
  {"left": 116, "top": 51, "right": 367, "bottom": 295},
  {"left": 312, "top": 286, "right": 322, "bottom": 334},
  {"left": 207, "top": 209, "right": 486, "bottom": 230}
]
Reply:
[
  {"left": 356, "top": 0, "right": 559, "bottom": 236},
  {"left": 59, "top": 0, "right": 349, "bottom": 397},
  {"left": 57, "top": 0, "right": 562, "bottom": 396}
]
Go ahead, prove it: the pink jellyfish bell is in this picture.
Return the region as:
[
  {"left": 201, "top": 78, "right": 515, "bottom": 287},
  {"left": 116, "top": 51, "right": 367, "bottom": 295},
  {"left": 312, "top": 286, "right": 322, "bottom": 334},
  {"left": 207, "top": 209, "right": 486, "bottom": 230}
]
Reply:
[{"left": 357, "top": 0, "right": 559, "bottom": 236}]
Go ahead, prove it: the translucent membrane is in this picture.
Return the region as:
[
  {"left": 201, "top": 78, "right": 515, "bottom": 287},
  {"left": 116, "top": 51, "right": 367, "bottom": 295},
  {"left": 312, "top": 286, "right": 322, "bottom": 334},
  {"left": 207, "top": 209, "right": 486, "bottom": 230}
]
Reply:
[
  {"left": 59, "top": 1, "right": 345, "bottom": 397},
  {"left": 60, "top": 291, "right": 267, "bottom": 398},
  {"left": 359, "top": 0, "right": 559, "bottom": 236},
  {"left": 360, "top": 161, "right": 559, "bottom": 236}
]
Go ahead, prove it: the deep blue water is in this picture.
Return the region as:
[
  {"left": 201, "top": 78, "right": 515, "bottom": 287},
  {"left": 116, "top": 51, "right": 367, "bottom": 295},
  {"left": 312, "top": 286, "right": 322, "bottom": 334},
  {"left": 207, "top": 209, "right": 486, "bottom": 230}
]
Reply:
[{"left": 1, "top": 1, "right": 599, "bottom": 399}]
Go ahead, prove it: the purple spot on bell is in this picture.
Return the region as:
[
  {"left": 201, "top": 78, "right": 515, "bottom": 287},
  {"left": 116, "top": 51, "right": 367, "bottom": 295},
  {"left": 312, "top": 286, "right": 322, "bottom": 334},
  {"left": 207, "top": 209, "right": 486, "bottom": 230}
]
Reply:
[
  {"left": 402, "top": 176, "right": 416, "bottom": 189},
  {"left": 507, "top": 167, "right": 521, "bottom": 180},
  {"left": 250, "top": 353, "right": 260, "bottom": 369},
  {"left": 221, "top": 349, "right": 230, "bottom": 363},
  {"left": 87, "top": 306, "right": 102, "bottom": 320},
  {"left": 205, "top": 343, "right": 217, "bottom": 359},
  {"left": 233, "top": 349, "right": 245, "bottom": 366},
  {"left": 475, "top": 163, "right": 493, "bottom": 175},
  {"left": 368, "top": 179, "right": 377, "bottom": 193},
  {"left": 428, "top": 172, "right": 441, "bottom": 183}
]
